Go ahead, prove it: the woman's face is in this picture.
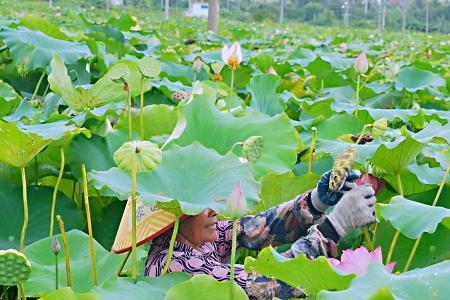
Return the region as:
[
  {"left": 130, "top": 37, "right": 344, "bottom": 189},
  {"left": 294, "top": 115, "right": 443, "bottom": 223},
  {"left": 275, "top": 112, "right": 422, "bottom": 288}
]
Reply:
[{"left": 178, "top": 208, "right": 218, "bottom": 247}]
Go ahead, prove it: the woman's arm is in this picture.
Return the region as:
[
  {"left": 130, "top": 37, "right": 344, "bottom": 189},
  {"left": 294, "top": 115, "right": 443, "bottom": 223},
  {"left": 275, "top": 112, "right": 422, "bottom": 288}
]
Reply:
[{"left": 237, "top": 191, "right": 324, "bottom": 250}]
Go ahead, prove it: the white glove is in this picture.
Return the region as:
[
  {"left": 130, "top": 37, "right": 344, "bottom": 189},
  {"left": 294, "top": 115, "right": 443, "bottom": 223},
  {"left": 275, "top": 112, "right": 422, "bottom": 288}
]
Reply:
[{"left": 327, "top": 185, "right": 376, "bottom": 237}]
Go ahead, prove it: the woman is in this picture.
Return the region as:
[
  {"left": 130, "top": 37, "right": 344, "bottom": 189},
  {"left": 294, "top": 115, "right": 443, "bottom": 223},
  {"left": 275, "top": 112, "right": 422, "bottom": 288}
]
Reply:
[{"left": 144, "top": 170, "right": 376, "bottom": 299}]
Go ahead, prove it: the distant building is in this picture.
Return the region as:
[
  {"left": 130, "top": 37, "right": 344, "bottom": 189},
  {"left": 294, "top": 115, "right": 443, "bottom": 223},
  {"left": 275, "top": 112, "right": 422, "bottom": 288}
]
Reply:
[{"left": 186, "top": 2, "right": 209, "bottom": 18}]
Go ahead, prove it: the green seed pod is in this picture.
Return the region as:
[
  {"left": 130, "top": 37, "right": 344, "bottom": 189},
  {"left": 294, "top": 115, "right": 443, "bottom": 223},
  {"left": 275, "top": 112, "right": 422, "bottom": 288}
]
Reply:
[
  {"left": 113, "top": 141, "right": 162, "bottom": 173},
  {"left": 242, "top": 136, "right": 264, "bottom": 162},
  {"left": 0, "top": 249, "right": 31, "bottom": 285},
  {"left": 138, "top": 57, "right": 161, "bottom": 78},
  {"left": 108, "top": 63, "right": 130, "bottom": 83}
]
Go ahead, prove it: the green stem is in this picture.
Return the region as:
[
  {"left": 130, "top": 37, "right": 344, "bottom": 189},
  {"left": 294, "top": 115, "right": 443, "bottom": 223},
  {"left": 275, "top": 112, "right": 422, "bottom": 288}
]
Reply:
[
  {"left": 230, "top": 68, "right": 235, "bottom": 90},
  {"left": 55, "top": 254, "right": 59, "bottom": 290},
  {"left": 34, "top": 156, "right": 38, "bottom": 186},
  {"left": 362, "top": 227, "right": 374, "bottom": 250},
  {"left": 42, "top": 83, "right": 50, "bottom": 99},
  {"left": 403, "top": 164, "right": 449, "bottom": 272},
  {"left": 17, "top": 284, "right": 25, "bottom": 300},
  {"left": 50, "top": 148, "right": 65, "bottom": 237},
  {"left": 230, "top": 142, "right": 244, "bottom": 155},
  {"left": 161, "top": 215, "right": 180, "bottom": 276},
  {"left": 19, "top": 167, "right": 28, "bottom": 253},
  {"left": 140, "top": 78, "right": 145, "bottom": 140},
  {"left": 81, "top": 164, "right": 97, "bottom": 286},
  {"left": 31, "top": 70, "right": 46, "bottom": 102},
  {"left": 127, "top": 86, "right": 132, "bottom": 141},
  {"left": 229, "top": 218, "right": 238, "bottom": 299},
  {"left": 56, "top": 215, "right": 71, "bottom": 287},
  {"left": 131, "top": 151, "right": 137, "bottom": 280},
  {"left": 308, "top": 127, "right": 317, "bottom": 174},
  {"left": 386, "top": 173, "right": 403, "bottom": 264},
  {"left": 116, "top": 251, "right": 131, "bottom": 276},
  {"left": 354, "top": 74, "right": 361, "bottom": 116},
  {"left": 355, "top": 124, "right": 373, "bottom": 145}
]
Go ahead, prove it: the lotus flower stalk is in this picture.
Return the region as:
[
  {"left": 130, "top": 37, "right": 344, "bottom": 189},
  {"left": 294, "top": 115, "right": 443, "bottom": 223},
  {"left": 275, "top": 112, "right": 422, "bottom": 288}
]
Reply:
[
  {"left": 354, "top": 52, "right": 368, "bottom": 117},
  {"left": 52, "top": 237, "right": 60, "bottom": 289},
  {"left": 56, "top": 215, "right": 71, "bottom": 287},
  {"left": 49, "top": 147, "right": 65, "bottom": 237},
  {"left": 81, "top": 164, "right": 97, "bottom": 285},
  {"left": 161, "top": 215, "right": 180, "bottom": 276},
  {"left": 19, "top": 167, "right": 28, "bottom": 253},
  {"left": 386, "top": 173, "right": 404, "bottom": 264}
]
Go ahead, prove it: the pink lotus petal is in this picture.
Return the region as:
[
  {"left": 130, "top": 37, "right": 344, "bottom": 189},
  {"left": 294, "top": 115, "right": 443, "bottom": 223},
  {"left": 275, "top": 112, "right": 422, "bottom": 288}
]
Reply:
[
  {"left": 267, "top": 67, "right": 277, "bottom": 75},
  {"left": 385, "top": 262, "right": 396, "bottom": 273},
  {"left": 221, "top": 45, "right": 230, "bottom": 64}
]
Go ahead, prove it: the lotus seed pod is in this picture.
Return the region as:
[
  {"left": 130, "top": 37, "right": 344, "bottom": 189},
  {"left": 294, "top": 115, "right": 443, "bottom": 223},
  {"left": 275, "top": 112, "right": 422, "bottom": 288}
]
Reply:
[
  {"left": 0, "top": 249, "right": 31, "bottom": 285},
  {"left": 113, "top": 141, "right": 162, "bottom": 173},
  {"left": 372, "top": 118, "right": 388, "bottom": 138},
  {"left": 138, "top": 57, "right": 161, "bottom": 78},
  {"left": 108, "top": 63, "right": 130, "bottom": 83},
  {"left": 329, "top": 147, "right": 357, "bottom": 192},
  {"left": 211, "top": 62, "right": 224, "bottom": 75},
  {"left": 242, "top": 136, "right": 264, "bottom": 162}
]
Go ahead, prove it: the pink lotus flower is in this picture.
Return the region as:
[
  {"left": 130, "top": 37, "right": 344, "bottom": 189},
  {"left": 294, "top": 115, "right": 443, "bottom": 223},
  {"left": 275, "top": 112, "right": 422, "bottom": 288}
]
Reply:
[
  {"left": 193, "top": 58, "right": 203, "bottom": 73},
  {"left": 356, "top": 173, "right": 384, "bottom": 195},
  {"left": 226, "top": 181, "right": 247, "bottom": 219},
  {"left": 354, "top": 51, "right": 369, "bottom": 74},
  {"left": 328, "top": 246, "right": 395, "bottom": 276},
  {"left": 339, "top": 43, "right": 348, "bottom": 52},
  {"left": 267, "top": 67, "right": 277, "bottom": 75},
  {"left": 222, "top": 43, "right": 242, "bottom": 70},
  {"left": 52, "top": 237, "right": 61, "bottom": 255}
]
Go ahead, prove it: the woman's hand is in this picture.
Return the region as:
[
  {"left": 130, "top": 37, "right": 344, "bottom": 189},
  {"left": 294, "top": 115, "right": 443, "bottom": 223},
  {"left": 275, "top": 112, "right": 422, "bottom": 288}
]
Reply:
[
  {"left": 327, "top": 185, "right": 377, "bottom": 237},
  {"left": 311, "top": 170, "right": 360, "bottom": 212}
]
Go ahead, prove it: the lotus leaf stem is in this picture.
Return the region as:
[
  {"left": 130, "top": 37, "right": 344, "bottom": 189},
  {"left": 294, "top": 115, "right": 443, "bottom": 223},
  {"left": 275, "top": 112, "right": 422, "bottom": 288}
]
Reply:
[
  {"left": 82, "top": 164, "right": 97, "bottom": 286},
  {"left": 127, "top": 84, "right": 132, "bottom": 141},
  {"left": 161, "top": 215, "right": 180, "bottom": 276},
  {"left": 50, "top": 147, "right": 65, "bottom": 237},
  {"left": 308, "top": 127, "right": 317, "bottom": 174},
  {"left": 355, "top": 124, "right": 373, "bottom": 145},
  {"left": 18, "top": 284, "right": 25, "bottom": 300},
  {"left": 403, "top": 164, "right": 449, "bottom": 272},
  {"left": 131, "top": 151, "right": 137, "bottom": 280},
  {"left": 19, "top": 167, "right": 28, "bottom": 253},
  {"left": 31, "top": 70, "right": 46, "bottom": 102},
  {"left": 140, "top": 78, "right": 145, "bottom": 140},
  {"left": 56, "top": 215, "right": 71, "bottom": 287},
  {"left": 229, "top": 218, "right": 238, "bottom": 300},
  {"left": 34, "top": 156, "right": 38, "bottom": 186},
  {"left": 386, "top": 173, "right": 404, "bottom": 264},
  {"left": 116, "top": 251, "right": 131, "bottom": 276}
]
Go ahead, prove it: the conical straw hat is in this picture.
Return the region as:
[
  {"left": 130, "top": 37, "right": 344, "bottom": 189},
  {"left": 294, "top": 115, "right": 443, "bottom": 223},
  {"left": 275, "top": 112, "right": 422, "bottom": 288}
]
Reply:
[{"left": 112, "top": 197, "right": 176, "bottom": 254}]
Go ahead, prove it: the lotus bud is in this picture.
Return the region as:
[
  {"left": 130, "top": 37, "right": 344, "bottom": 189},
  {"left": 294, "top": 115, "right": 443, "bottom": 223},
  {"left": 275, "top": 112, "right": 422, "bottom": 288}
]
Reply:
[
  {"left": 354, "top": 52, "right": 369, "bottom": 74},
  {"left": 113, "top": 141, "right": 162, "bottom": 173},
  {"left": 356, "top": 173, "right": 384, "bottom": 195},
  {"left": 339, "top": 43, "right": 347, "bottom": 52},
  {"left": 52, "top": 237, "right": 61, "bottom": 255},
  {"left": 372, "top": 118, "right": 388, "bottom": 138},
  {"left": 193, "top": 58, "right": 203, "bottom": 73},
  {"left": 242, "top": 136, "right": 264, "bottom": 162},
  {"left": 221, "top": 42, "right": 242, "bottom": 70},
  {"left": 226, "top": 181, "right": 248, "bottom": 219},
  {"left": 267, "top": 67, "right": 277, "bottom": 75}
]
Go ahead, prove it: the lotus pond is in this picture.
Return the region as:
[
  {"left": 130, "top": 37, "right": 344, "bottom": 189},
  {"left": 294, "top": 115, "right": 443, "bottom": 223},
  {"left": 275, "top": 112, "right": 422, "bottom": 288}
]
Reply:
[{"left": 0, "top": 7, "right": 449, "bottom": 300}]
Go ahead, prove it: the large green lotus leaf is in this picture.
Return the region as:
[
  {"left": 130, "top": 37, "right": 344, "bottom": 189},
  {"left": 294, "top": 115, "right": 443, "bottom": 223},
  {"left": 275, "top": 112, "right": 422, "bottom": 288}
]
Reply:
[
  {"left": 374, "top": 220, "right": 450, "bottom": 271},
  {"left": 370, "top": 135, "right": 424, "bottom": 174},
  {"left": 0, "top": 181, "right": 83, "bottom": 249},
  {"left": 116, "top": 105, "right": 178, "bottom": 140},
  {"left": 0, "top": 121, "right": 51, "bottom": 168},
  {"left": 244, "top": 247, "right": 355, "bottom": 297},
  {"left": 93, "top": 273, "right": 190, "bottom": 300},
  {"left": 90, "top": 143, "right": 260, "bottom": 216},
  {"left": 315, "top": 139, "right": 380, "bottom": 165},
  {"left": 395, "top": 66, "right": 446, "bottom": 92},
  {"left": 69, "top": 129, "right": 133, "bottom": 180},
  {"left": 0, "top": 80, "right": 21, "bottom": 116},
  {"left": 411, "top": 120, "right": 450, "bottom": 144},
  {"left": 24, "top": 230, "right": 126, "bottom": 297},
  {"left": 377, "top": 196, "right": 450, "bottom": 239},
  {"left": 406, "top": 163, "right": 450, "bottom": 186},
  {"left": 164, "top": 275, "right": 248, "bottom": 300},
  {"left": 306, "top": 57, "right": 346, "bottom": 89},
  {"left": 308, "top": 113, "right": 364, "bottom": 143},
  {"left": 40, "top": 288, "right": 99, "bottom": 300},
  {"left": 248, "top": 74, "right": 285, "bottom": 116},
  {"left": 48, "top": 55, "right": 127, "bottom": 110},
  {"left": 170, "top": 95, "right": 298, "bottom": 179},
  {"left": 19, "top": 15, "right": 71, "bottom": 40},
  {"left": 0, "top": 27, "right": 91, "bottom": 71},
  {"left": 16, "top": 120, "right": 89, "bottom": 143},
  {"left": 257, "top": 172, "right": 319, "bottom": 212},
  {"left": 383, "top": 167, "right": 439, "bottom": 196},
  {"left": 317, "top": 261, "right": 450, "bottom": 300}
]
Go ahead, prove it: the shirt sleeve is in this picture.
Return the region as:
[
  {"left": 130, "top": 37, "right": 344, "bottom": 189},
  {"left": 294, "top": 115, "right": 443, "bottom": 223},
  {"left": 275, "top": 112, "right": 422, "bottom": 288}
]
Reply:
[{"left": 237, "top": 191, "right": 324, "bottom": 250}]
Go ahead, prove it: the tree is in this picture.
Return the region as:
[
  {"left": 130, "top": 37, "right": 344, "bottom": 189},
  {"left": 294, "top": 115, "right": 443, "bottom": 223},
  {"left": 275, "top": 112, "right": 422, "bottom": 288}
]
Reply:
[
  {"left": 164, "top": 0, "right": 170, "bottom": 20},
  {"left": 401, "top": 0, "right": 408, "bottom": 35},
  {"left": 425, "top": 0, "right": 429, "bottom": 34},
  {"left": 208, "top": 0, "right": 219, "bottom": 33},
  {"left": 280, "top": 0, "right": 286, "bottom": 23}
]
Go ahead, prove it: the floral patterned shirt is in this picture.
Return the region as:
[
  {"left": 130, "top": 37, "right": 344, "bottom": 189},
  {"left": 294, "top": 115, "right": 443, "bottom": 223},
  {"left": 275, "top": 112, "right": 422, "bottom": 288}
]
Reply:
[{"left": 144, "top": 191, "right": 339, "bottom": 299}]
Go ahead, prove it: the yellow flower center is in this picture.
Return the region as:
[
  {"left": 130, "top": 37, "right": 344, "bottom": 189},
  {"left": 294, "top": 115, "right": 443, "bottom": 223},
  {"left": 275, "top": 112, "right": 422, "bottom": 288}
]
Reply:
[{"left": 227, "top": 56, "right": 240, "bottom": 70}]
